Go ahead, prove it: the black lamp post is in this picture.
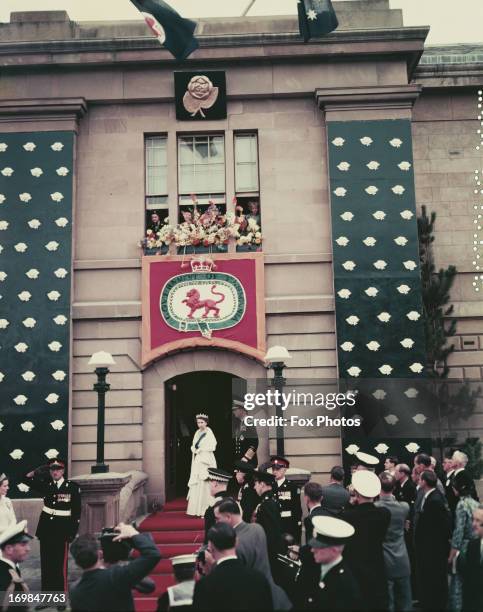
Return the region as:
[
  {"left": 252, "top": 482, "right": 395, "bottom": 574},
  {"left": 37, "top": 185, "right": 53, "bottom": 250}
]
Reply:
[
  {"left": 88, "top": 351, "right": 115, "bottom": 474},
  {"left": 265, "top": 346, "right": 292, "bottom": 457}
]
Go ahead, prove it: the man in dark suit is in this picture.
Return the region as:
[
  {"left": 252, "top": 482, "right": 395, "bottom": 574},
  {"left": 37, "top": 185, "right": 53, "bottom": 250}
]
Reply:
[
  {"left": 458, "top": 505, "right": 483, "bottom": 612},
  {"left": 0, "top": 521, "right": 33, "bottom": 612},
  {"left": 320, "top": 466, "right": 350, "bottom": 515},
  {"left": 451, "top": 450, "right": 479, "bottom": 503},
  {"left": 203, "top": 468, "right": 232, "bottom": 542},
  {"left": 253, "top": 469, "right": 283, "bottom": 577},
  {"left": 192, "top": 522, "right": 273, "bottom": 611},
  {"left": 232, "top": 400, "right": 258, "bottom": 466},
  {"left": 303, "top": 481, "right": 331, "bottom": 542},
  {"left": 443, "top": 455, "right": 457, "bottom": 520},
  {"left": 271, "top": 456, "right": 302, "bottom": 542},
  {"left": 394, "top": 463, "right": 417, "bottom": 507},
  {"left": 414, "top": 470, "right": 452, "bottom": 611}
]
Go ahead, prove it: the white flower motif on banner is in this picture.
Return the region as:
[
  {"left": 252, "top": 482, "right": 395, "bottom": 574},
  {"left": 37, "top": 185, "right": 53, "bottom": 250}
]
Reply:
[
  {"left": 19, "top": 193, "right": 32, "bottom": 203},
  {"left": 336, "top": 236, "right": 349, "bottom": 247},
  {"left": 0, "top": 319, "right": 9, "bottom": 329},
  {"left": 0, "top": 221, "right": 8, "bottom": 231},
  {"left": 28, "top": 219, "right": 41, "bottom": 229},
  {"left": 342, "top": 260, "right": 356, "bottom": 271},
  {"left": 333, "top": 187, "right": 347, "bottom": 197},
  {"left": 409, "top": 362, "right": 424, "bottom": 373},
  {"left": 0, "top": 272, "right": 7, "bottom": 282},
  {"left": 47, "top": 290, "right": 61, "bottom": 301},
  {"left": 373, "top": 260, "right": 387, "bottom": 270},
  {"left": 51, "top": 420, "right": 65, "bottom": 430},
  {"left": 21, "top": 421, "right": 34, "bottom": 432},
  {"left": 0, "top": 195, "right": 5, "bottom": 204},
  {"left": 373, "top": 210, "right": 386, "bottom": 220},
  {"left": 360, "top": 136, "right": 373, "bottom": 146},
  {"left": 389, "top": 138, "right": 403, "bottom": 148},
  {"left": 55, "top": 217, "right": 69, "bottom": 227},
  {"left": 17, "top": 483, "right": 29, "bottom": 493},
  {"left": 52, "top": 370, "right": 66, "bottom": 381},
  {"left": 345, "top": 444, "right": 359, "bottom": 455},
  {"left": 45, "top": 449, "right": 59, "bottom": 459},
  {"left": 365, "top": 185, "right": 378, "bottom": 195},
  {"left": 385, "top": 415, "right": 399, "bottom": 425},
  {"left": 337, "top": 161, "right": 351, "bottom": 171},
  {"left": 340, "top": 211, "right": 354, "bottom": 222},
  {"left": 400, "top": 338, "right": 415, "bottom": 349},
  {"left": 347, "top": 366, "right": 361, "bottom": 377},
  {"left": 25, "top": 269, "right": 39, "bottom": 279},
  {"left": 18, "top": 291, "right": 31, "bottom": 302},
  {"left": 22, "top": 318, "right": 36, "bottom": 328},
  {"left": 403, "top": 260, "right": 417, "bottom": 271},
  {"left": 0, "top": 143, "right": 8, "bottom": 152},
  {"left": 377, "top": 312, "right": 391, "bottom": 323},
  {"left": 56, "top": 167, "right": 69, "bottom": 176},
  {"left": 392, "top": 185, "right": 405, "bottom": 195},
  {"left": 30, "top": 167, "right": 43, "bottom": 177},
  {"left": 373, "top": 389, "right": 387, "bottom": 400},
  {"left": 46, "top": 393, "right": 59, "bottom": 404},
  {"left": 23, "top": 142, "right": 36, "bottom": 151},
  {"left": 413, "top": 414, "right": 427, "bottom": 425},
  {"left": 10, "top": 449, "right": 24, "bottom": 460},
  {"left": 13, "top": 395, "right": 27, "bottom": 406},
  {"left": 50, "top": 192, "right": 64, "bottom": 202},
  {"left": 394, "top": 236, "right": 408, "bottom": 246},
  {"left": 340, "top": 341, "right": 355, "bottom": 352},
  {"left": 407, "top": 311, "right": 421, "bottom": 321},
  {"left": 21, "top": 371, "right": 36, "bottom": 382},
  {"left": 14, "top": 243, "right": 28, "bottom": 253},
  {"left": 397, "top": 284, "right": 411, "bottom": 294},
  {"left": 405, "top": 388, "right": 419, "bottom": 398},
  {"left": 400, "top": 210, "right": 414, "bottom": 220},
  {"left": 405, "top": 442, "right": 420, "bottom": 453},
  {"left": 379, "top": 364, "right": 393, "bottom": 375},
  {"left": 398, "top": 161, "right": 411, "bottom": 171},
  {"left": 51, "top": 142, "right": 64, "bottom": 151},
  {"left": 48, "top": 341, "right": 62, "bottom": 352},
  {"left": 53, "top": 268, "right": 68, "bottom": 279},
  {"left": 14, "top": 343, "right": 28, "bottom": 353},
  {"left": 346, "top": 315, "right": 360, "bottom": 326},
  {"left": 331, "top": 137, "right": 345, "bottom": 147},
  {"left": 337, "top": 289, "right": 351, "bottom": 299},
  {"left": 53, "top": 315, "right": 67, "bottom": 325},
  {"left": 366, "top": 341, "right": 380, "bottom": 351},
  {"left": 375, "top": 443, "right": 389, "bottom": 454},
  {"left": 366, "top": 161, "right": 380, "bottom": 170},
  {"left": 1, "top": 167, "right": 13, "bottom": 177},
  {"left": 0, "top": 245, "right": 3, "bottom": 253},
  {"left": 45, "top": 241, "right": 59, "bottom": 251},
  {"left": 0, "top": 373, "right": 4, "bottom": 382},
  {"left": 363, "top": 237, "right": 377, "bottom": 247}
]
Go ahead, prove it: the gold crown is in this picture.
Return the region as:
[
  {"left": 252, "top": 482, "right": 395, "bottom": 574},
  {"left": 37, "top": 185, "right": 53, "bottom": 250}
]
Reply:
[{"left": 191, "top": 256, "right": 216, "bottom": 273}]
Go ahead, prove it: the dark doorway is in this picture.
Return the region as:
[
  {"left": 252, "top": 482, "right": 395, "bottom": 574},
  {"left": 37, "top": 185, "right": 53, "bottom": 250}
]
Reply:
[{"left": 165, "top": 371, "right": 241, "bottom": 500}]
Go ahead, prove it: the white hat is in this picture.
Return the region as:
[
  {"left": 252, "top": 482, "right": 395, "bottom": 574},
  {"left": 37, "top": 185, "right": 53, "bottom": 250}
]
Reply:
[
  {"left": 355, "top": 451, "right": 379, "bottom": 467},
  {"left": 0, "top": 520, "right": 33, "bottom": 548},
  {"left": 352, "top": 470, "right": 381, "bottom": 498},
  {"left": 171, "top": 553, "right": 197, "bottom": 566},
  {"left": 308, "top": 516, "right": 355, "bottom": 548}
]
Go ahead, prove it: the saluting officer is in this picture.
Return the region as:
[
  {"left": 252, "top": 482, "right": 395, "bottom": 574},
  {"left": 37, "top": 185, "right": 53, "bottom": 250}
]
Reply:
[
  {"left": 252, "top": 470, "right": 283, "bottom": 578},
  {"left": 203, "top": 468, "right": 232, "bottom": 542},
  {"left": 24, "top": 458, "right": 81, "bottom": 593},
  {"left": 270, "top": 455, "right": 302, "bottom": 542},
  {"left": 232, "top": 400, "right": 258, "bottom": 466},
  {"left": 0, "top": 520, "right": 33, "bottom": 612}
]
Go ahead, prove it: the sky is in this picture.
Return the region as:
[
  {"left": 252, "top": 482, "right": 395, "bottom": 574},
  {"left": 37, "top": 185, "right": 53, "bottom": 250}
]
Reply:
[{"left": 0, "top": 0, "right": 482, "bottom": 46}]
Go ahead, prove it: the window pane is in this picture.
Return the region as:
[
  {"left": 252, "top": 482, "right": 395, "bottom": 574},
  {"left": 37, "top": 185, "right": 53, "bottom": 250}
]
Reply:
[
  {"left": 145, "top": 136, "right": 167, "bottom": 195},
  {"left": 235, "top": 134, "right": 258, "bottom": 192},
  {"left": 178, "top": 134, "right": 225, "bottom": 194}
]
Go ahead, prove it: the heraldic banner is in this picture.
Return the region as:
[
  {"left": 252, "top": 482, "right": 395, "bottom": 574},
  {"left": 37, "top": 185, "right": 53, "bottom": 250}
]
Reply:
[{"left": 142, "top": 253, "right": 266, "bottom": 366}]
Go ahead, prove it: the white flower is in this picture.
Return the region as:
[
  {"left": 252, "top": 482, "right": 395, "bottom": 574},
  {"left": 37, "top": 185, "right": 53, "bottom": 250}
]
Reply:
[
  {"left": 50, "top": 192, "right": 64, "bottom": 202},
  {"left": 0, "top": 421, "right": 3, "bottom": 430},
  {"left": 342, "top": 260, "right": 356, "bottom": 271},
  {"left": 375, "top": 443, "right": 389, "bottom": 454},
  {"left": 25, "top": 268, "right": 39, "bottom": 279},
  {"left": 373, "top": 389, "right": 387, "bottom": 400},
  {"left": 55, "top": 217, "right": 69, "bottom": 227},
  {"left": 54, "top": 268, "right": 68, "bottom": 278},
  {"left": 14, "top": 342, "right": 28, "bottom": 353},
  {"left": 398, "top": 161, "right": 411, "bottom": 171},
  {"left": 409, "top": 362, "right": 424, "bottom": 373},
  {"left": 17, "top": 483, "right": 30, "bottom": 493},
  {"left": 394, "top": 236, "right": 408, "bottom": 246},
  {"left": 365, "top": 287, "right": 379, "bottom": 297},
  {"left": 360, "top": 136, "right": 373, "bottom": 146},
  {"left": 337, "top": 289, "right": 351, "bottom": 299},
  {"left": 46, "top": 393, "right": 59, "bottom": 404},
  {"left": 28, "top": 219, "right": 41, "bottom": 229},
  {"left": 379, "top": 364, "right": 393, "bottom": 375},
  {"left": 45, "top": 449, "right": 59, "bottom": 459},
  {"left": 413, "top": 414, "right": 427, "bottom": 425},
  {"left": 340, "top": 211, "right": 354, "bottom": 222},
  {"left": 22, "top": 317, "right": 36, "bottom": 328},
  {"left": 340, "top": 341, "right": 355, "bottom": 352},
  {"left": 366, "top": 341, "right": 380, "bottom": 351},
  {"left": 332, "top": 137, "right": 345, "bottom": 147},
  {"left": 404, "top": 388, "right": 419, "bottom": 398},
  {"left": 23, "top": 142, "right": 36, "bottom": 151},
  {"left": 346, "top": 315, "right": 360, "bottom": 326},
  {"left": 333, "top": 187, "right": 347, "bottom": 197},
  {"left": 336, "top": 236, "right": 349, "bottom": 247},
  {"left": 397, "top": 284, "right": 411, "bottom": 294},
  {"left": 363, "top": 237, "right": 377, "bottom": 247},
  {"left": 18, "top": 291, "right": 31, "bottom": 302},
  {"left": 400, "top": 210, "right": 413, "bottom": 220},
  {"left": 373, "top": 260, "right": 387, "bottom": 270},
  {"left": 13, "top": 395, "right": 28, "bottom": 406},
  {"left": 403, "top": 260, "right": 417, "bottom": 271},
  {"left": 365, "top": 185, "right": 378, "bottom": 195},
  {"left": 10, "top": 449, "right": 24, "bottom": 460},
  {"left": 389, "top": 138, "right": 403, "bottom": 148},
  {"left": 400, "top": 338, "right": 414, "bottom": 349},
  {"left": 345, "top": 444, "right": 360, "bottom": 455},
  {"left": 21, "top": 371, "right": 36, "bottom": 382},
  {"left": 56, "top": 167, "right": 69, "bottom": 176},
  {"left": 392, "top": 185, "right": 405, "bottom": 195},
  {"left": 0, "top": 221, "right": 8, "bottom": 231},
  {"left": 53, "top": 315, "right": 67, "bottom": 325},
  {"left": 347, "top": 366, "right": 362, "bottom": 377},
  {"left": 0, "top": 271, "right": 7, "bottom": 281},
  {"left": 52, "top": 370, "right": 66, "bottom": 381},
  {"left": 337, "top": 161, "right": 350, "bottom": 171},
  {"left": 48, "top": 341, "right": 62, "bottom": 352},
  {"left": 51, "top": 420, "right": 65, "bottom": 431},
  {"left": 0, "top": 319, "right": 9, "bottom": 329},
  {"left": 30, "top": 167, "right": 43, "bottom": 177},
  {"left": 407, "top": 311, "right": 421, "bottom": 321},
  {"left": 21, "top": 421, "right": 34, "bottom": 432},
  {"left": 367, "top": 161, "right": 380, "bottom": 170},
  {"left": 0, "top": 143, "right": 7, "bottom": 152},
  {"left": 45, "top": 241, "right": 59, "bottom": 251},
  {"left": 19, "top": 193, "right": 32, "bottom": 202},
  {"left": 373, "top": 210, "right": 386, "bottom": 220},
  {"left": 405, "top": 442, "right": 420, "bottom": 453},
  {"left": 0, "top": 194, "right": 5, "bottom": 204},
  {"left": 0, "top": 373, "right": 4, "bottom": 382},
  {"left": 51, "top": 142, "right": 64, "bottom": 151},
  {"left": 47, "top": 290, "right": 61, "bottom": 301},
  {"left": 1, "top": 167, "right": 13, "bottom": 177},
  {"left": 385, "top": 415, "right": 399, "bottom": 425},
  {"left": 14, "top": 242, "right": 28, "bottom": 253},
  {"left": 377, "top": 312, "right": 391, "bottom": 323}
]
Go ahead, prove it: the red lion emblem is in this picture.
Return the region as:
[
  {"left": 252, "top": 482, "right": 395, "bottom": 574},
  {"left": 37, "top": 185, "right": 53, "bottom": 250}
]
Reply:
[{"left": 182, "top": 284, "right": 225, "bottom": 319}]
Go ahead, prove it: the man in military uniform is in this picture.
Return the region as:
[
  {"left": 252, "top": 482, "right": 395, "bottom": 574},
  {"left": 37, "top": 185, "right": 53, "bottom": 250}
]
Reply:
[
  {"left": 252, "top": 470, "right": 283, "bottom": 579},
  {"left": 203, "top": 468, "right": 232, "bottom": 542},
  {"left": 157, "top": 554, "right": 197, "bottom": 611},
  {"left": 232, "top": 400, "right": 258, "bottom": 466},
  {"left": 0, "top": 521, "right": 33, "bottom": 612},
  {"left": 270, "top": 455, "right": 302, "bottom": 542},
  {"left": 24, "top": 458, "right": 81, "bottom": 593},
  {"left": 295, "top": 515, "right": 360, "bottom": 610}
]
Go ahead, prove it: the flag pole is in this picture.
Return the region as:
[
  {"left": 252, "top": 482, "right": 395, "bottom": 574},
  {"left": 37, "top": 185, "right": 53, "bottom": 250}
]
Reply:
[{"left": 241, "top": 0, "right": 257, "bottom": 16}]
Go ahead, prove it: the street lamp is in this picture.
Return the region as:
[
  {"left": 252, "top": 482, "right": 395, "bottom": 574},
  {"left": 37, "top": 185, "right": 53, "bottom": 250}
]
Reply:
[
  {"left": 88, "top": 351, "right": 116, "bottom": 474},
  {"left": 265, "top": 346, "right": 292, "bottom": 456}
]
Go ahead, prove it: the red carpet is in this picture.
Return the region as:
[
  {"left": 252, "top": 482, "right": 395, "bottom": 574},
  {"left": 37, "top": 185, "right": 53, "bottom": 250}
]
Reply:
[{"left": 133, "top": 498, "right": 204, "bottom": 612}]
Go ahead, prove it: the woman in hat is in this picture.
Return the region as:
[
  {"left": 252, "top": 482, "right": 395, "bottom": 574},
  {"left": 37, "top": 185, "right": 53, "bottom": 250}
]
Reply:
[
  {"left": 187, "top": 414, "right": 217, "bottom": 517},
  {"left": 0, "top": 474, "right": 16, "bottom": 536}
]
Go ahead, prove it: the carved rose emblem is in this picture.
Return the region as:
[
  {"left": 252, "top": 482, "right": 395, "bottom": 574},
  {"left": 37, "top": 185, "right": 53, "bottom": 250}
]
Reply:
[{"left": 183, "top": 75, "right": 219, "bottom": 118}]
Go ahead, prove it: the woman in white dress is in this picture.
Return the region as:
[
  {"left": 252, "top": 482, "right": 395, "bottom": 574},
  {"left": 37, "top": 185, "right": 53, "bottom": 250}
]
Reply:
[
  {"left": 186, "top": 414, "right": 217, "bottom": 516},
  {"left": 0, "top": 473, "right": 16, "bottom": 535}
]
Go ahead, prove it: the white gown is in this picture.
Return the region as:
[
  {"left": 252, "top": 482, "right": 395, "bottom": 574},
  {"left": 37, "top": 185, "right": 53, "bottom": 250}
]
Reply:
[
  {"left": 186, "top": 426, "right": 217, "bottom": 516},
  {"left": 0, "top": 496, "right": 16, "bottom": 535}
]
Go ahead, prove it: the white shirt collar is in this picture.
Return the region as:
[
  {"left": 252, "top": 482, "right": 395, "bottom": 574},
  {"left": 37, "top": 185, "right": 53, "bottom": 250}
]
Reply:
[
  {"left": 56, "top": 478, "right": 64, "bottom": 488},
  {"left": 423, "top": 488, "right": 435, "bottom": 501},
  {"left": 276, "top": 477, "right": 286, "bottom": 487},
  {"left": 310, "top": 503, "right": 322, "bottom": 514},
  {"left": 447, "top": 469, "right": 455, "bottom": 477},
  {"left": 400, "top": 477, "right": 408, "bottom": 487},
  {"left": 216, "top": 555, "right": 238, "bottom": 566},
  {"left": 320, "top": 555, "right": 343, "bottom": 581},
  {"left": 453, "top": 468, "right": 464, "bottom": 476}
]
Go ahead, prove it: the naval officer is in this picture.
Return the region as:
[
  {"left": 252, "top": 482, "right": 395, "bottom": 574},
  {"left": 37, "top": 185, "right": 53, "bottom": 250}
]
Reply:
[{"left": 270, "top": 456, "right": 302, "bottom": 542}]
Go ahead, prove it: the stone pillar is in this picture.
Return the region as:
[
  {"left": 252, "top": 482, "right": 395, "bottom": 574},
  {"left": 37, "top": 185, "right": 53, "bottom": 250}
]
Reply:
[{"left": 72, "top": 472, "right": 131, "bottom": 535}]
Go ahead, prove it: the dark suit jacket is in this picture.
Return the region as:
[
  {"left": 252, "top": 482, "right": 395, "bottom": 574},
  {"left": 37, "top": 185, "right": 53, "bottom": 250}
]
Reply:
[
  {"left": 304, "top": 505, "right": 333, "bottom": 543},
  {"left": 255, "top": 492, "right": 283, "bottom": 563},
  {"left": 0, "top": 560, "right": 29, "bottom": 612},
  {"left": 192, "top": 558, "right": 272, "bottom": 611},
  {"left": 203, "top": 491, "right": 231, "bottom": 543},
  {"left": 394, "top": 478, "right": 416, "bottom": 508},
  {"left": 458, "top": 537, "right": 483, "bottom": 612},
  {"left": 320, "top": 483, "right": 350, "bottom": 515}
]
